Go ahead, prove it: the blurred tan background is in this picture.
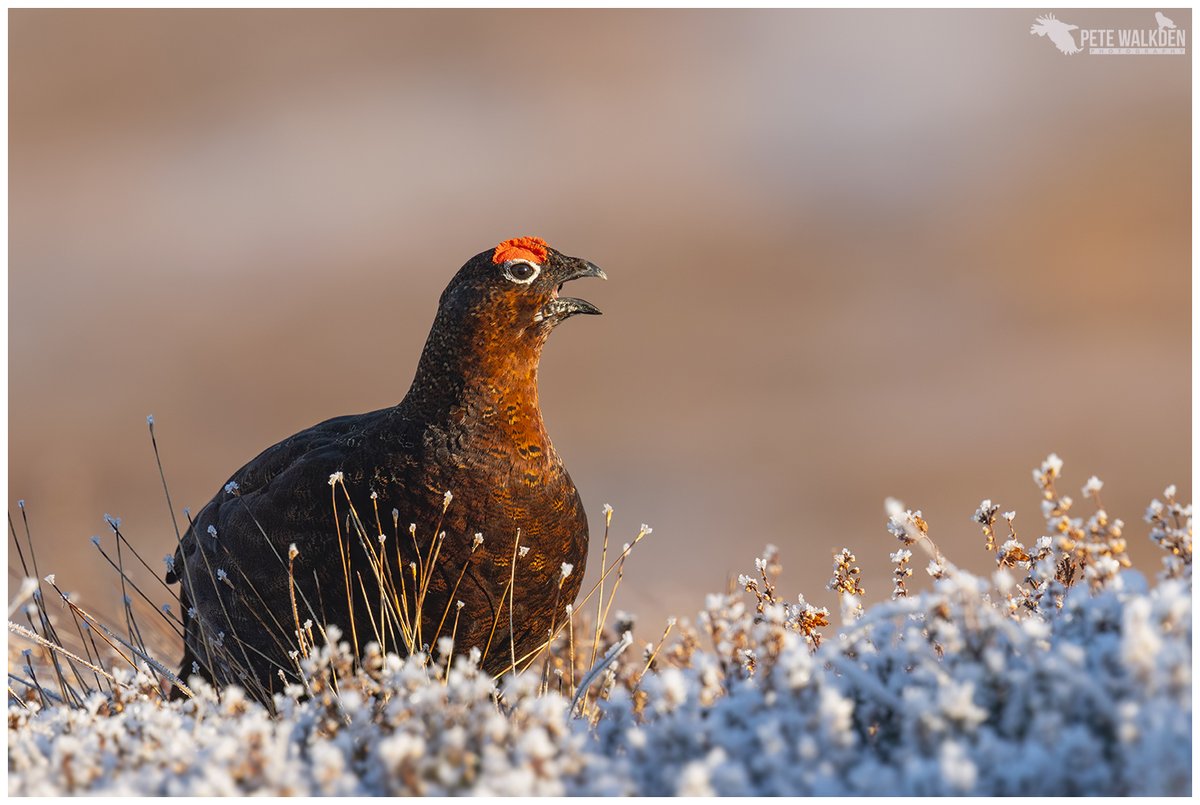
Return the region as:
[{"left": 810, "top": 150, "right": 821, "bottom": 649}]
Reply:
[{"left": 9, "top": 10, "right": 1191, "bottom": 638}]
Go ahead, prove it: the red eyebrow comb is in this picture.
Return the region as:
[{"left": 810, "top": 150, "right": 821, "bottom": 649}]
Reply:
[{"left": 492, "top": 236, "right": 549, "bottom": 265}]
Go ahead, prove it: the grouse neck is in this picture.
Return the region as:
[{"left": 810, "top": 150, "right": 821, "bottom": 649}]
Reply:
[{"left": 402, "top": 314, "right": 548, "bottom": 429}]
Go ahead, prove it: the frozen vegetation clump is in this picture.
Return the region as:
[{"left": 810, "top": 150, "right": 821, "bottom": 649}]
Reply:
[{"left": 8, "top": 457, "right": 1192, "bottom": 795}]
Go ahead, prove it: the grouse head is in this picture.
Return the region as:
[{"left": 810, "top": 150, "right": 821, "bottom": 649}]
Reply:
[
  {"left": 436, "top": 236, "right": 606, "bottom": 342},
  {"left": 406, "top": 237, "right": 606, "bottom": 415}
]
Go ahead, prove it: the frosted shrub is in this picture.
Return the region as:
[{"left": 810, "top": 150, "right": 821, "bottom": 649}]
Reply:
[{"left": 8, "top": 456, "right": 1191, "bottom": 795}]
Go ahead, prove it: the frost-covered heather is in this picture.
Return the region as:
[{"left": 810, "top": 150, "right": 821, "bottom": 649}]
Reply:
[{"left": 8, "top": 461, "right": 1192, "bottom": 796}]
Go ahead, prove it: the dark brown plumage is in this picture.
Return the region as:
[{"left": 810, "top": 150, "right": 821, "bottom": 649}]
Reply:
[{"left": 166, "top": 237, "right": 604, "bottom": 699}]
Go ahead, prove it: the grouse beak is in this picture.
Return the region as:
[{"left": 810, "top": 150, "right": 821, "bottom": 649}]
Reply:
[{"left": 537, "top": 260, "right": 606, "bottom": 324}]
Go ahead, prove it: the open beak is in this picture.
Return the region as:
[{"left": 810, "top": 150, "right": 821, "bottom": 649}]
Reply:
[{"left": 537, "top": 260, "right": 606, "bottom": 324}]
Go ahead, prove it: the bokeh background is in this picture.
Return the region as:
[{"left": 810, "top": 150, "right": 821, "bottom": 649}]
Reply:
[{"left": 10, "top": 10, "right": 1191, "bottom": 640}]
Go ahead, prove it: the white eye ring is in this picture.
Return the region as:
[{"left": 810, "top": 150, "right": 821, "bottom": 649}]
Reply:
[{"left": 502, "top": 259, "right": 541, "bottom": 284}]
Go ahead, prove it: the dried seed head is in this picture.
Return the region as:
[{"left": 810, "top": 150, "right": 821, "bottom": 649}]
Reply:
[
  {"left": 886, "top": 498, "right": 928, "bottom": 545},
  {"left": 828, "top": 548, "right": 866, "bottom": 598}
]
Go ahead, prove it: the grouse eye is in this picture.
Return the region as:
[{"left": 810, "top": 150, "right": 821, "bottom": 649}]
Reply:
[{"left": 503, "top": 259, "right": 540, "bottom": 284}]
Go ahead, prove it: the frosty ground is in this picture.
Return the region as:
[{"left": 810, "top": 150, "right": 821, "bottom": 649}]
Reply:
[{"left": 7, "top": 459, "right": 1192, "bottom": 795}]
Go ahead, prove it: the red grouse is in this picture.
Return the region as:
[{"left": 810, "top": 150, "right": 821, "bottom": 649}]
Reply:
[{"left": 166, "top": 237, "right": 604, "bottom": 698}]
